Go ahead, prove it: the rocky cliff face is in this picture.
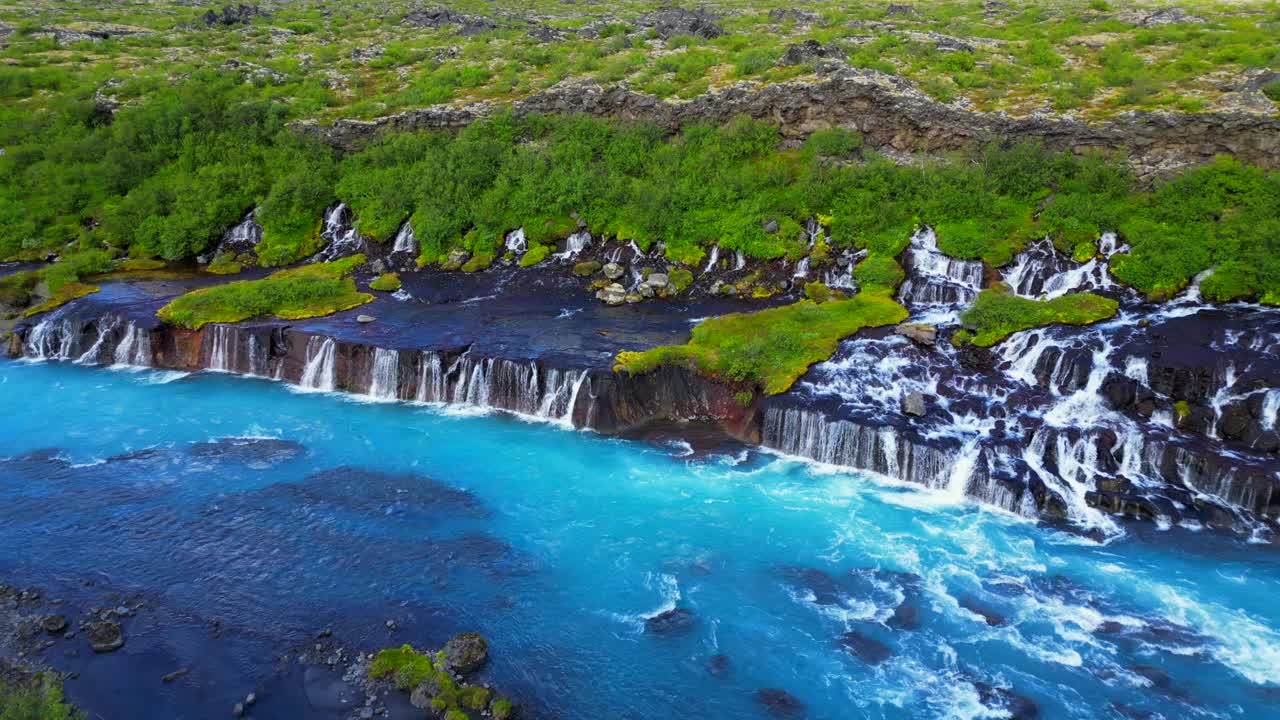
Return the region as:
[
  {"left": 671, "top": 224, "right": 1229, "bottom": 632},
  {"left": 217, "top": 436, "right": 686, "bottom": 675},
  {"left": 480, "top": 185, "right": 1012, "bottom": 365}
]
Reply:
[{"left": 293, "top": 63, "right": 1280, "bottom": 180}]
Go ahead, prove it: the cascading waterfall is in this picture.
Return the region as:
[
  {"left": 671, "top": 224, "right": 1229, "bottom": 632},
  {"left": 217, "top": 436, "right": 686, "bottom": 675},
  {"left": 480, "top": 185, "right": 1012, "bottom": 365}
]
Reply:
[
  {"left": 556, "top": 231, "right": 592, "bottom": 260},
  {"left": 207, "top": 324, "right": 234, "bottom": 372},
  {"left": 112, "top": 322, "right": 152, "bottom": 367},
  {"left": 299, "top": 337, "right": 337, "bottom": 392},
  {"left": 210, "top": 211, "right": 262, "bottom": 259},
  {"left": 367, "top": 348, "right": 400, "bottom": 400},
  {"left": 411, "top": 350, "right": 590, "bottom": 425},
  {"left": 315, "top": 204, "right": 362, "bottom": 261},
  {"left": 22, "top": 319, "right": 61, "bottom": 360},
  {"left": 702, "top": 245, "right": 720, "bottom": 273},
  {"left": 1002, "top": 234, "right": 1120, "bottom": 300},
  {"left": 734, "top": 251, "right": 746, "bottom": 271},
  {"left": 74, "top": 315, "right": 119, "bottom": 365},
  {"left": 896, "top": 227, "right": 984, "bottom": 308},
  {"left": 415, "top": 351, "right": 448, "bottom": 403},
  {"left": 505, "top": 228, "right": 527, "bottom": 255},
  {"left": 392, "top": 222, "right": 416, "bottom": 255}
]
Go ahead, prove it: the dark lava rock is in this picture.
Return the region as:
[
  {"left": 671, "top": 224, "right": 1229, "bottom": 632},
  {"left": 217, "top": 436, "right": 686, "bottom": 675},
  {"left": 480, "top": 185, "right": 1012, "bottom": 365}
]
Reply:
[
  {"left": 1128, "top": 665, "right": 1171, "bottom": 688},
  {"left": 645, "top": 608, "right": 696, "bottom": 635},
  {"left": 757, "top": 688, "right": 806, "bottom": 718},
  {"left": 637, "top": 7, "right": 724, "bottom": 39},
  {"left": 203, "top": 4, "right": 262, "bottom": 27},
  {"left": 769, "top": 9, "right": 821, "bottom": 24},
  {"left": 779, "top": 40, "right": 837, "bottom": 66},
  {"left": 41, "top": 615, "right": 67, "bottom": 635},
  {"left": 837, "top": 631, "right": 892, "bottom": 665},
  {"left": 188, "top": 437, "right": 305, "bottom": 466},
  {"left": 888, "top": 602, "right": 921, "bottom": 630},
  {"left": 774, "top": 565, "right": 844, "bottom": 606},
  {"left": 1217, "top": 403, "right": 1252, "bottom": 440},
  {"left": 443, "top": 632, "right": 488, "bottom": 674},
  {"left": 975, "top": 682, "right": 1039, "bottom": 719},
  {"left": 86, "top": 621, "right": 124, "bottom": 653},
  {"left": 706, "top": 654, "right": 732, "bottom": 677},
  {"left": 959, "top": 596, "right": 1006, "bottom": 626},
  {"left": 885, "top": 3, "right": 920, "bottom": 18}
]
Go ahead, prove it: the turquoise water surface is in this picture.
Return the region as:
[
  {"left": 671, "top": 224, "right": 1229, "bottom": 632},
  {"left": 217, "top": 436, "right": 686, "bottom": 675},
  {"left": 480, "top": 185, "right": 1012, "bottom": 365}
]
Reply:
[{"left": 1, "top": 359, "right": 1278, "bottom": 719}]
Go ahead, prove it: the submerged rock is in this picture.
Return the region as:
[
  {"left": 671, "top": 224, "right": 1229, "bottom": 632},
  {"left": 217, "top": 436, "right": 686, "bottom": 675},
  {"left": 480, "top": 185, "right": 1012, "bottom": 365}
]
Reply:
[
  {"left": 706, "top": 653, "right": 732, "bottom": 677},
  {"left": 757, "top": 688, "right": 806, "bottom": 718},
  {"left": 959, "top": 596, "right": 1006, "bottom": 627},
  {"left": 837, "top": 630, "right": 892, "bottom": 664},
  {"left": 644, "top": 608, "right": 695, "bottom": 635},
  {"left": 86, "top": 620, "right": 124, "bottom": 653},
  {"left": 41, "top": 615, "right": 67, "bottom": 635},
  {"left": 443, "top": 632, "right": 488, "bottom": 674}
]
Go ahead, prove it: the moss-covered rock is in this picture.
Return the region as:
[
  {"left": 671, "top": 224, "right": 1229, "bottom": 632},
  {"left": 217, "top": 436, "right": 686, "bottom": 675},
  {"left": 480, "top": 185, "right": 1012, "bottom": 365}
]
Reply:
[
  {"left": 519, "top": 245, "right": 550, "bottom": 267},
  {"left": 370, "top": 272, "right": 402, "bottom": 292},
  {"left": 462, "top": 252, "right": 495, "bottom": 273},
  {"left": 443, "top": 632, "right": 489, "bottom": 674},
  {"left": 572, "top": 260, "right": 602, "bottom": 277}
]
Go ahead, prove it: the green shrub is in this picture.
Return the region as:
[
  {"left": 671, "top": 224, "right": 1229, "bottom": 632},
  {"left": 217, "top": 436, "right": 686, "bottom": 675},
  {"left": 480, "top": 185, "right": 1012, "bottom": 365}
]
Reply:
[
  {"left": 0, "top": 674, "right": 85, "bottom": 720},
  {"left": 804, "top": 128, "right": 862, "bottom": 158}
]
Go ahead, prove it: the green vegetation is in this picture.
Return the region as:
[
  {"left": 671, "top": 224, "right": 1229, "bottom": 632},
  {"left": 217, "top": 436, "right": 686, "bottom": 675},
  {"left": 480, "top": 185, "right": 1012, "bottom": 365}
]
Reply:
[
  {"left": 156, "top": 255, "right": 372, "bottom": 329},
  {"left": 957, "top": 287, "right": 1120, "bottom": 347},
  {"left": 0, "top": 674, "right": 85, "bottom": 720},
  {"left": 23, "top": 282, "right": 99, "bottom": 318},
  {"left": 369, "top": 272, "right": 402, "bottom": 291},
  {"left": 206, "top": 254, "right": 243, "bottom": 276},
  {"left": 369, "top": 645, "right": 505, "bottom": 720},
  {"left": 615, "top": 289, "right": 907, "bottom": 394}
]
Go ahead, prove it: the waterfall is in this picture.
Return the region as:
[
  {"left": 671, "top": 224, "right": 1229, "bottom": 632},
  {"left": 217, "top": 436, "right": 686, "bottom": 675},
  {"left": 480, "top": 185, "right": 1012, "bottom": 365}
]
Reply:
[
  {"left": 212, "top": 210, "right": 262, "bottom": 259},
  {"left": 556, "top": 231, "right": 592, "bottom": 260},
  {"left": 299, "top": 337, "right": 337, "bottom": 391},
  {"left": 702, "top": 245, "right": 720, "bottom": 274},
  {"left": 74, "top": 316, "right": 119, "bottom": 365},
  {"left": 246, "top": 334, "right": 267, "bottom": 376},
  {"left": 315, "top": 204, "right": 362, "bottom": 261},
  {"left": 207, "top": 325, "right": 233, "bottom": 372},
  {"left": 367, "top": 348, "right": 400, "bottom": 400},
  {"left": 505, "top": 228, "right": 527, "bottom": 254},
  {"left": 792, "top": 256, "right": 810, "bottom": 279},
  {"left": 112, "top": 322, "right": 152, "bottom": 367},
  {"left": 896, "top": 228, "right": 984, "bottom": 308},
  {"left": 415, "top": 351, "right": 447, "bottom": 403},
  {"left": 734, "top": 251, "right": 746, "bottom": 271},
  {"left": 392, "top": 222, "right": 416, "bottom": 254},
  {"left": 1262, "top": 390, "right": 1280, "bottom": 431}
]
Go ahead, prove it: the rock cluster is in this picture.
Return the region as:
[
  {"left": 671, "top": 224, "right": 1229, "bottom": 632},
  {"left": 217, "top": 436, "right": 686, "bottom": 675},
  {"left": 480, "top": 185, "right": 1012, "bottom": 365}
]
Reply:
[
  {"left": 203, "top": 5, "right": 263, "bottom": 27},
  {"left": 295, "top": 70, "right": 1280, "bottom": 180}
]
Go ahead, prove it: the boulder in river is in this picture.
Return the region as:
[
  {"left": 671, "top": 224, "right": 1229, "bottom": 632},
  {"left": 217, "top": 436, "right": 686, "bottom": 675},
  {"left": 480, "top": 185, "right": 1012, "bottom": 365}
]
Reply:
[
  {"left": 87, "top": 620, "right": 124, "bottom": 653},
  {"left": 837, "top": 630, "right": 891, "bottom": 664},
  {"left": 645, "top": 607, "right": 695, "bottom": 635},
  {"left": 443, "top": 632, "right": 488, "bottom": 674},
  {"left": 902, "top": 391, "right": 927, "bottom": 417},
  {"left": 602, "top": 262, "right": 625, "bottom": 280},
  {"left": 959, "top": 596, "right": 1006, "bottom": 626},
  {"left": 894, "top": 322, "right": 937, "bottom": 346},
  {"left": 41, "top": 614, "right": 67, "bottom": 635},
  {"left": 757, "top": 688, "right": 805, "bottom": 718},
  {"left": 597, "top": 283, "right": 627, "bottom": 305}
]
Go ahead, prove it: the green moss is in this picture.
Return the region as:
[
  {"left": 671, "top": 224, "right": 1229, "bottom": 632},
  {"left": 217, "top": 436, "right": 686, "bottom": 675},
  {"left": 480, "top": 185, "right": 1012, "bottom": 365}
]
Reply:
[
  {"left": 459, "top": 685, "right": 492, "bottom": 710},
  {"left": 1072, "top": 240, "right": 1097, "bottom": 263},
  {"left": 445, "top": 710, "right": 468, "bottom": 720},
  {"left": 492, "top": 698, "right": 515, "bottom": 720},
  {"left": 803, "top": 281, "right": 845, "bottom": 303},
  {"left": 157, "top": 255, "right": 372, "bottom": 330},
  {"left": 615, "top": 291, "right": 908, "bottom": 395},
  {"left": 462, "top": 252, "right": 495, "bottom": 272},
  {"left": 572, "top": 260, "right": 602, "bottom": 277},
  {"left": 667, "top": 267, "right": 694, "bottom": 294},
  {"left": 369, "top": 272, "right": 402, "bottom": 292},
  {"left": 519, "top": 245, "right": 550, "bottom": 267},
  {"left": 853, "top": 256, "right": 906, "bottom": 292},
  {"left": 23, "top": 282, "right": 99, "bottom": 318},
  {"left": 959, "top": 288, "right": 1119, "bottom": 347},
  {"left": 207, "top": 254, "right": 243, "bottom": 276},
  {"left": 369, "top": 645, "right": 436, "bottom": 691}
]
